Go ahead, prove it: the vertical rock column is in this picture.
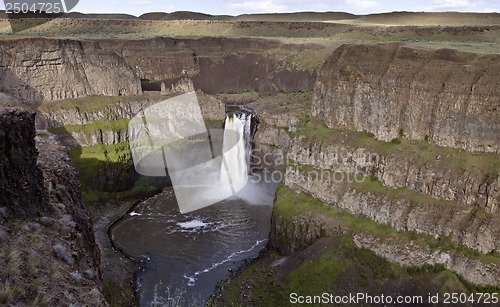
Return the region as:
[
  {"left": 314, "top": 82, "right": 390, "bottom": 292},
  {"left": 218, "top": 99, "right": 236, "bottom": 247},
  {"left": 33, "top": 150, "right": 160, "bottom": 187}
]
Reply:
[{"left": 0, "top": 108, "right": 46, "bottom": 218}]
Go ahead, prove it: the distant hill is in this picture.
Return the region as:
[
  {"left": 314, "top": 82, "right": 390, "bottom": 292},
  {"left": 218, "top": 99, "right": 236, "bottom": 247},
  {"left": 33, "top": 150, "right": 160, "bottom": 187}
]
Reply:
[
  {"left": 65, "top": 12, "right": 137, "bottom": 19},
  {"left": 357, "top": 11, "right": 500, "bottom": 25},
  {"left": 139, "top": 11, "right": 233, "bottom": 20},
  {"left": 1, "top": 10, "right": 499, "bottom": 25},
  {"left": 137, "top": 11, "right": 357, "bottom": 21},
  {"left": 233, "top": 12, "right": 358, "bottom": 21}
]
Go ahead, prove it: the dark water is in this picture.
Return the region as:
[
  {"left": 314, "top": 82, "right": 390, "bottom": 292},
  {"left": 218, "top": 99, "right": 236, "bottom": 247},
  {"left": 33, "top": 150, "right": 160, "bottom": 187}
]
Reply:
[{"left": 110, "top": 182, "right": 275, "bottom": 306}]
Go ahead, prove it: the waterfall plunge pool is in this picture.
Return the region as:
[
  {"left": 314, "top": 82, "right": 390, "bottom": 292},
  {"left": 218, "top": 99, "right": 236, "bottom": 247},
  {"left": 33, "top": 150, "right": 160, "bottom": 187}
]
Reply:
[
  {"left": 110, "top": 181, "right": 275, "bottom": 305},
  {"left": 111, "top": 110, "right": 277, "bottom": 305}
]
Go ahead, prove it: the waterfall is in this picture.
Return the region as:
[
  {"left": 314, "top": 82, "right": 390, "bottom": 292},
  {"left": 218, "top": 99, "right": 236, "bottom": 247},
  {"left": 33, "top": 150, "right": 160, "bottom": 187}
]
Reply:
[
  {"left": 220, "top": 113, "right": 254, "bottom": 193},
  {"left": 127, "top": 92, "right": 263, "bottom": 213},
  {"left": 240, "top": 113, "right": 254, "bottom": 169},
  {"left": 219, "top": 111, "right": 275, "bottom": 207}
]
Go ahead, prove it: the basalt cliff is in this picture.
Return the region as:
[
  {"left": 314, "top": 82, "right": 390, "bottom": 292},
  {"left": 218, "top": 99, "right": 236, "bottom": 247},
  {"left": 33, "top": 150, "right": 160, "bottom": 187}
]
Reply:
[
  {"left": 0, "top": 37, "right": 318, "bottom": 102},
  {"left": 0, "top": 109, "right": 105, "bottom": 305},
  {"left": 312, "top": 44, "right": 500, "bottom": 153}
]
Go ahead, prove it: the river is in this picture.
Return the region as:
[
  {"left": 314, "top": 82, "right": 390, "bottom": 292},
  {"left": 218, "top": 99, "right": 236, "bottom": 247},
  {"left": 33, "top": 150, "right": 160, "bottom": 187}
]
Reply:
[{"left": 110, "top": 180, "right": 275, "bottom": 306}]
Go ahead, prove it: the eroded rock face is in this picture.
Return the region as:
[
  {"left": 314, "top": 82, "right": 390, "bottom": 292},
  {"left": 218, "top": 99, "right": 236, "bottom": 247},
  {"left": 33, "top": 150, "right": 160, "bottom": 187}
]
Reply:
[
  {"left": 36, "top": 91, "right": 225, "bottom": 147},
  {"left": 0, "top": 38, "right": 142, "bottom": 101},
  {"left": 161, "top": 77, "right": 195, "bottom": 95},
  {"left": 288, "top": 138, "right": 500, "bottom": 213},
  {"left": 0, "top": 110, "right": 104, "bottom": 305},
  {"left": 0, "top": 109, "right": 46, "bottom": 218},
  {"left": 285, "top": 166, "right": 500, "bottom": 254},
  {"left": 312, "top": 44, "right": 500, "bottom": 153},
  {"left": 101, "top": 37, "right": 317, "bottom": 95},
  {"left": 99, "top": 37, "right": 199, "bottom": 82},
  {"left": 353, "top": 233, "right": 500, "bottom": 287},
  {"left": 38, "top": 100, "right": 146, "bottom": 128},
  {"left": 36, "top": 130, "right": 102, "bottom": 279},
  {"left": 0, "top": 37, "right": 318, "bottom": 103}
]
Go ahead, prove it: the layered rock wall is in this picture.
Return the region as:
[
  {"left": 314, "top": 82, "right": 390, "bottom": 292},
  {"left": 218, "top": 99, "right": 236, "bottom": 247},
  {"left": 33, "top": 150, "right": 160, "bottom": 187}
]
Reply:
[
  {"left": 0, "top": 38, "right": 142, "bottom": 101},
  {"left": 101, "top": 37, "right": 317, "bottom": 95},
  {"left": 249, "top": 44, "right": 500, "bottom": 287},
  {"left": 0, "top": 37, "right": 318, "bottom": 103},
  {"left": 36, "top": 92, "right": 225, "bottom": 147},
  {"left": 312, "top": 44, "right": 500, "bottom": 153},
  {"left": 353, "top": 233, "right": 500, "bottom": 287},
  {"left": 285, "top": 166, "right": 500, "bottom": 254},
  {"left": 289, "top": 138, "right": 499, "bottom": 212}
]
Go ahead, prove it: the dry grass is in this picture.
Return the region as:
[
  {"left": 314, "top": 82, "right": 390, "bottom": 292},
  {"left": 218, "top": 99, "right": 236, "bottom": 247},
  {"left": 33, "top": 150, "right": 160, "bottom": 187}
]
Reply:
[
  {"left": 0, "top": 16, "right": 499, "bottom": 55},
  {"left": 0, "top": 217, "right": 107, "bottom": 305}
]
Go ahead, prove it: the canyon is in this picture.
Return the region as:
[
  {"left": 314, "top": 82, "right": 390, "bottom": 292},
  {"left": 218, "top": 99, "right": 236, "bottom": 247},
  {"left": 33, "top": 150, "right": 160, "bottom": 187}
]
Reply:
[{"left": 0, "top": 12, "right": 499, "bottom": 306}]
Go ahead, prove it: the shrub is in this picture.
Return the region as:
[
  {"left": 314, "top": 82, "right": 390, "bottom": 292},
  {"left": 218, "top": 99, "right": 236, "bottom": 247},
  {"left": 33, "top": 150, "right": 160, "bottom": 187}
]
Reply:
[{"left": 53, "top": 243, "right": 74, "bottom": 265}]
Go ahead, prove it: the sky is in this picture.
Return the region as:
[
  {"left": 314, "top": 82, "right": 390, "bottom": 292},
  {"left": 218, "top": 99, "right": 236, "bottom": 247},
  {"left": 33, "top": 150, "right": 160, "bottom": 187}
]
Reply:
[{"left": 1, "top": 0, "right": 499, "bottom": 16}]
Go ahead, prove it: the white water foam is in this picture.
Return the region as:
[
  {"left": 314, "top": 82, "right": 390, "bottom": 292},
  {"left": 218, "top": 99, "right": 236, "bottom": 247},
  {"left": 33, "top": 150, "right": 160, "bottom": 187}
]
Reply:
[
  {"left": 177, "top": 220, "right": 209, "bottom": 229},
  {"left": 183, "top": 239, "right": 267, "bottom": 286}
]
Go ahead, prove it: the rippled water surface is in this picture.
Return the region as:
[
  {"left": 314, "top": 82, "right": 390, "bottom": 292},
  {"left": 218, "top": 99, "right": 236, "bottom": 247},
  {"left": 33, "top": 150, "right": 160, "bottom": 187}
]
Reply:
[{"left": 110, "top": 184, "right": 274, "bottom": 306}]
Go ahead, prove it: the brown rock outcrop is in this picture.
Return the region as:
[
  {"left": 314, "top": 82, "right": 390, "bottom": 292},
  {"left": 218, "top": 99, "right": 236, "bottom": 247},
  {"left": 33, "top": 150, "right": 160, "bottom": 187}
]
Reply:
[
  {"left": 289, "top": 137, "right": 499, "bottom": 212},
  {"left": 0, "top": 109, "right": 104, "bottom": 305},
  {"left": 285, "top": 165, "right": 500, "bottom": 254},
  {"left": 0, "top": 38, "right": 141, "bottom": 101},
  {"left": 0, "top": 37, "right": 319, "bottom": 102},
  {"left": 312, "top": 44, "right": 500, "bottom": 153},
  {"left": 353, "top": 233, "right": 500, "bottom": 287},
  {"left": 0, "top": 108, "right": 46, "bottom": 218}
]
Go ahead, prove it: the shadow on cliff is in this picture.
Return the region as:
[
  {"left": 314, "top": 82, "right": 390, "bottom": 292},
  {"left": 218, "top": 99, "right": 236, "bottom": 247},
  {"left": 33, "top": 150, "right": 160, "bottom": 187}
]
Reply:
[
  {"left": 60, "top": 137, "right": 171, "bottom": 205},
  {"left": 0, "top": 67, "right": 45, "bottom": 109}
]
